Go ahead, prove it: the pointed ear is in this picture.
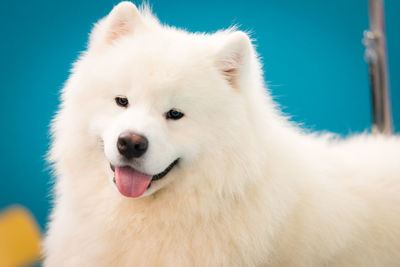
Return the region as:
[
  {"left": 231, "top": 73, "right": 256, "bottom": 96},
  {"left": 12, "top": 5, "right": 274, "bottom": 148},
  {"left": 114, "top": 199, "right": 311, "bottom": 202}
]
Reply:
[
  {"left": 89, "top": 2, "right": 143, "bottom": 49},
  {"left": 215, "top": 31, "right": 252, "bottom": 89},
  {"left": 106, "top": 2, "right": 142, "bottom": 42}
]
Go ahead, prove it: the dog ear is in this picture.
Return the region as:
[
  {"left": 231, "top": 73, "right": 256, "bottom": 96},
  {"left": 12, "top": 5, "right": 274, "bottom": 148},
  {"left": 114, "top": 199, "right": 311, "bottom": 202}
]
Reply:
[
  {"left": 215, "top": 31, "right": 252, "bottom": 89},
  {"left": 89, "top": 2, "right": 143, "bottom": 49}
]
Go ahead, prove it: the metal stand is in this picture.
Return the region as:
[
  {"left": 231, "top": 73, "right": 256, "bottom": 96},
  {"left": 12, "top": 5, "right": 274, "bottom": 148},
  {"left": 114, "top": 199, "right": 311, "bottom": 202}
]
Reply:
[{"left": 363, "top": 0, "right": 393, "bottom": 135}]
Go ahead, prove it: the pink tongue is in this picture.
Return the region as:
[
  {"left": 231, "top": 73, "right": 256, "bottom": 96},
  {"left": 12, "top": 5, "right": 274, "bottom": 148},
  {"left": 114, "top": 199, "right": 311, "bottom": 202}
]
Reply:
[{"left": 115, "top": 167, "right": 152, "bottom": 198}]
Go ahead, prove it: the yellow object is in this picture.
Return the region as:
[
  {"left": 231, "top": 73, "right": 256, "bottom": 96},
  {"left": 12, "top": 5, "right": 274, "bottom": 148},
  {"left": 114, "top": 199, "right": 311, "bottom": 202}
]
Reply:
[{"left": 0, "top": 206, "right": 42, "bottom": 267}]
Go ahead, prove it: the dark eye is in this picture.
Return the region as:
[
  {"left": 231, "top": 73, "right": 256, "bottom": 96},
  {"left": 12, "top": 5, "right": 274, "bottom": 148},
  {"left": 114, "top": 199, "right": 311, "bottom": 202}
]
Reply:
[
  {"left": 166, "top": 109, "right": 184, "bottom": 120},
  {"left": 115, "top": 96, "right": 129, "bottom": 107}
]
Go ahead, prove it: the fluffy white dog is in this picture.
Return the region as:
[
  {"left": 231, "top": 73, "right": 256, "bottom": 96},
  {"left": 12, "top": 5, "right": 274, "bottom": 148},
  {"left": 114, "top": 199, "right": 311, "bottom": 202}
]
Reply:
[{"left": 44, "top": 2, "right": 400, "bottom": 266}]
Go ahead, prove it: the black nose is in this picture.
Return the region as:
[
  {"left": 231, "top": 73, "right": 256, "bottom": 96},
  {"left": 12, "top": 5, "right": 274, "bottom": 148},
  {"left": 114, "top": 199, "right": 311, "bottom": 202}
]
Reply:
[{"left": 117, "top": 132, "right": 148, "bottom": 159}]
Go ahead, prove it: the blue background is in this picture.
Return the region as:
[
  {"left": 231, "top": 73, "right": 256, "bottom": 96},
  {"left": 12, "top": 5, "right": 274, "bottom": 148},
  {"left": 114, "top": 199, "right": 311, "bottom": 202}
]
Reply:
[{"left": 0, "top": 0, "right": 399, "bottom": 231}]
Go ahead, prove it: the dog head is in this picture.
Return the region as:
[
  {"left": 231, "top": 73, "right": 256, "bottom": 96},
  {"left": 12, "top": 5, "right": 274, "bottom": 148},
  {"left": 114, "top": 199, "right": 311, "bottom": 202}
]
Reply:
[{"left": 53, "top": 2, "right": 264, "bottom": 199}]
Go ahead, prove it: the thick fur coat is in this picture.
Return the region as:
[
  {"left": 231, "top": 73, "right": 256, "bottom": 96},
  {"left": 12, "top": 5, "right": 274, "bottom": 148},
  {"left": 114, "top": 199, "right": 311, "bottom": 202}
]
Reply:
[{"left": 44, "top": 2, "right": 400, "bottom": 266}]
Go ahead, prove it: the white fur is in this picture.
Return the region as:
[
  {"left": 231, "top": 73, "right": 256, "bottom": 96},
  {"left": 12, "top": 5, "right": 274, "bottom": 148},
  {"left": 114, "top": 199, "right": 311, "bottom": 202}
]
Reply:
[{"left": 44, "top": 2, "right": 400, "bottom": 266}]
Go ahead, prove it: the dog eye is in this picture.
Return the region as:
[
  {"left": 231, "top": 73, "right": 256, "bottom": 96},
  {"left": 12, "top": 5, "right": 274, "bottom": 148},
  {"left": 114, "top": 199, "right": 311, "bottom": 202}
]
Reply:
[
  {"left": 115, "top": 96, "right": 129, "bottom": 107},
  {"left": 166, "top": 109, "right": 184, "bottom": 120}
]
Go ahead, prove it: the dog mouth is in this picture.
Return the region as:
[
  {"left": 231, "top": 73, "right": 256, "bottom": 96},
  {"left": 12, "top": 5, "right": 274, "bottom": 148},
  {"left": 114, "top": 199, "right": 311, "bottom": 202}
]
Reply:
[{"left": 110, "top": 159, "right": 179, "bottom": 198}]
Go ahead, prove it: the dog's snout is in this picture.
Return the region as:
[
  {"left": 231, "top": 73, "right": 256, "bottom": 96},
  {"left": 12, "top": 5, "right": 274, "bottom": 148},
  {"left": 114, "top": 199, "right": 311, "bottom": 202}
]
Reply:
[{"left": 117, "top": 132, "right": 148, "bottom": 159}]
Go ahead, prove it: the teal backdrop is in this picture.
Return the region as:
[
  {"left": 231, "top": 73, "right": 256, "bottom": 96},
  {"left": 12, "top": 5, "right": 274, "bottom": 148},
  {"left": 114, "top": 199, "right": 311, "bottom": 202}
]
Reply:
[{"left": 0, "top": 0, "right": 399, "bottom": 230}]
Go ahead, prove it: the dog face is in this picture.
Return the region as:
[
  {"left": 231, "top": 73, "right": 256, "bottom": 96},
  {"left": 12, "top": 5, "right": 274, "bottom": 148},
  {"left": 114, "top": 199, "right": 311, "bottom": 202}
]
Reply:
[
  {"left": 97, "top": 46, "right": 215, "bottom": 197},
  {"left": 63, "top": 2, "right": 253, "bottom": 198}
]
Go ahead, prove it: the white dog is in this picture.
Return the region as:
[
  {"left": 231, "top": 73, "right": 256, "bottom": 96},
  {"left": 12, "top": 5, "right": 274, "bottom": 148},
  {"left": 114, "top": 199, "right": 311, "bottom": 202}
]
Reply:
[{"left": 44, "top": 2, "right": 400, "bottom": 266}]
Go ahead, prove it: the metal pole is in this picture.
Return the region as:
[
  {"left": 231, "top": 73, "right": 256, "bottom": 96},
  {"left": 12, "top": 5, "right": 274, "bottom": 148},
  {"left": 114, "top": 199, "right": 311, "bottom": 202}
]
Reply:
[{"left": 363, "top": 0, "right": 393, "bottom": 135}]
